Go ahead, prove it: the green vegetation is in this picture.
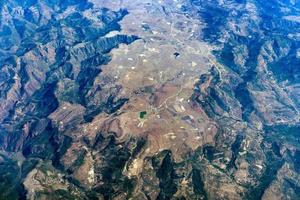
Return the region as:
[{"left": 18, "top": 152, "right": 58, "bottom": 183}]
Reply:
[
  {"left": 0, "top": 155, "right": 25, "bottom": 200},
  {"left": 139, "top": 111, "right": 147, "bottom": 119},
  {"left": 37, "top": 189, "right": 78, "bottom": 200}
]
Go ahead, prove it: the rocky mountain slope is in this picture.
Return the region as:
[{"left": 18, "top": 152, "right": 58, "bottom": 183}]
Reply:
[{"left": 0, "top": 0, "right": 299, "bottom": 199}]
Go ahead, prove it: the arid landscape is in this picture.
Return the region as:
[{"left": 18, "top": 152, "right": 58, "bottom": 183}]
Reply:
[{"left": 0, "top": 0, "right": 299, "bottom": 199}]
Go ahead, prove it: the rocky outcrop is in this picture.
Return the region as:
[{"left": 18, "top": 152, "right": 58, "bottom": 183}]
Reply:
[
  {"left": 188, "top": 0, "right": 300, "bottom": 199},
  {"left": 0, "top": 1, "right": 139, "bottom": 199}
]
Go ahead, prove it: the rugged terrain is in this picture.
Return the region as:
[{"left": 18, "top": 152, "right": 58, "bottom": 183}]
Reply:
[{"left": 0, "top": 0, "right": 299, "bottom": 199}]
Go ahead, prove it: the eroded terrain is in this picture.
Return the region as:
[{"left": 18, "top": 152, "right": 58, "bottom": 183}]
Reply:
[{"left": 0, "top": 0, "right": 299, "bottom": 199}]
